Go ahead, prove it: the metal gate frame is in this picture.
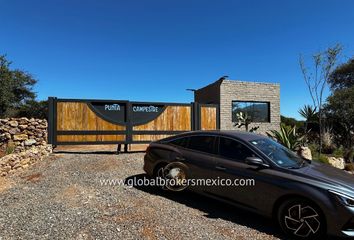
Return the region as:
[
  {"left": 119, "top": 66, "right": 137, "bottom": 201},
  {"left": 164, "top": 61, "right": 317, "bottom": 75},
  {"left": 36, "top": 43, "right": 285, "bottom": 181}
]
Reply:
[{"left": 48, "top": 97, "right": 219, "bottom": 146}]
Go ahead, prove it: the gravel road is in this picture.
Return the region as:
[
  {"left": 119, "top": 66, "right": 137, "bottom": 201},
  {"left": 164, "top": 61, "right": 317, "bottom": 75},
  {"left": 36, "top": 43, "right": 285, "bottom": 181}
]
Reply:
[{"left": 0, "top": 151, "right": 284, "bottom": 240}]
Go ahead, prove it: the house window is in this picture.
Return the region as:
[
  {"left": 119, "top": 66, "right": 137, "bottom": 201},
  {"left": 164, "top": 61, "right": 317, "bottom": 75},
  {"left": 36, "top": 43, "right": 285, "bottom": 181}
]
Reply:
[{"left": 232, "top": 101, "right": 270, "bottom": 122}]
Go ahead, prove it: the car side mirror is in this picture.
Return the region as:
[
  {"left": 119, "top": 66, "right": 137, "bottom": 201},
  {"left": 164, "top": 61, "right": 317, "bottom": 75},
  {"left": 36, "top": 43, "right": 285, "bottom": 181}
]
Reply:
[{"left": 245, "top": 157, "right": 269, "bottom": 168}]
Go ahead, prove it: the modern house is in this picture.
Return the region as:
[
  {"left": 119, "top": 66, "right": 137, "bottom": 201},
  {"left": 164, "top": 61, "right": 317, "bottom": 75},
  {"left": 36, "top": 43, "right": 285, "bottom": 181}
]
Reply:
[{"left": 194, "top": 79, "right": 280, "bottom": 134}]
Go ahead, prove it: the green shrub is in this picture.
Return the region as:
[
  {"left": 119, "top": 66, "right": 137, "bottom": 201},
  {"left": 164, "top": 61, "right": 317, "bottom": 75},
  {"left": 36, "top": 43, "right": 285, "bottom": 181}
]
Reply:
[
  {"left": 344, "top": 149, "right": 354, "bottom": 163},
  {"left": 332, "top": 147, "right": 345, "bottom": 158},
  {"left": 308, "top": 143, "right": 319, "bottom": 155},
  {"left": 322, "top": 144, "right": 336, "bottom": 154},
  {"left": 345, "top": 163, "right": 354, "bottom": 172},
  {"left": 313, "top": 154, "right": 329, "bottom": 164},
  {"left": 5, "top": 141, "right": 15, "bottom": 155}
]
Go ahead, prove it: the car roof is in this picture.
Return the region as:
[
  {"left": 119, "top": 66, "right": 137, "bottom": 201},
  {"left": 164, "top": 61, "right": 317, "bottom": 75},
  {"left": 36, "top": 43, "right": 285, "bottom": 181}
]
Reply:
[{"left": 163, "top": 130, "right": 268, "bottom": 142}]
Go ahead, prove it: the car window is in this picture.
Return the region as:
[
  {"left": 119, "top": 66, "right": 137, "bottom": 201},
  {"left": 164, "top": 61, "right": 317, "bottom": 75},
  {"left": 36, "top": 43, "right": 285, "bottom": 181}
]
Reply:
[
  {"left": 250, "top": 138, "right": 303, "bottom": 168},
  {"left": 219, "top": 137, "right": 255, "bottom": 162},
  {"left": 187, "top": 136, "right": 216, "bottom": 154},
  {"left": 169, "top": 137, "right": 189, "bottom": 148}
]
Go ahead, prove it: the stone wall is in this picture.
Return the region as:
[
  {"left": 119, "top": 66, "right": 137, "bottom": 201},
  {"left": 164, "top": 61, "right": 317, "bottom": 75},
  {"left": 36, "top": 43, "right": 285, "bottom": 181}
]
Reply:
[
  {"left": 0, "top": 118, "right": 52, "bottom": 176},
  {"left": 0, "top": 118, "right": 48, "bottom": 153},
  {"left": 0, "top": 145, "right": 52, "bottom": 176}
]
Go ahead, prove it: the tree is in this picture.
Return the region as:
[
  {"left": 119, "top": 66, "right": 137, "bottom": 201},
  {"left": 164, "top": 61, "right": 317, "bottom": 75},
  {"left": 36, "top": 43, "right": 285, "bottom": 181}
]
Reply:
[
  {"left": 0, "top": 55, "right": 37, "bottom": 117},
  {"left": 325, "top": 86, "right": 354, "bottom": 149},
  {"left": 299, "top": 44, "right": 342, "bottom": 155},
  {"left": 328, "top": 57, "right": 354, "bottom": 90},
  {"left": 281, "top": 115, "right": 304, "bottom": 129},
  {"left": 16, "top": 100, "right": 48, "bottom": 119}
]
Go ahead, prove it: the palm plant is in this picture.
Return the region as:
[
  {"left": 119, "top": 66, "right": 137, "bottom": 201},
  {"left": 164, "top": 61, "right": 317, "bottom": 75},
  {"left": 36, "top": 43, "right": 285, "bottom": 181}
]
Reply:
[
  {"left": 298, "top": 105, "right": 317, "bottom": 128},
  {"left": 267, "top": 125, "right": 304, "bottom": 151}
]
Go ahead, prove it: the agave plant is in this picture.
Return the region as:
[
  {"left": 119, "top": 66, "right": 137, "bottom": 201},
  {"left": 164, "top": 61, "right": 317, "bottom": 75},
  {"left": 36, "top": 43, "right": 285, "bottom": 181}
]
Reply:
[{"left": 267, "top": 125, "right": 304, "bottom": 151}]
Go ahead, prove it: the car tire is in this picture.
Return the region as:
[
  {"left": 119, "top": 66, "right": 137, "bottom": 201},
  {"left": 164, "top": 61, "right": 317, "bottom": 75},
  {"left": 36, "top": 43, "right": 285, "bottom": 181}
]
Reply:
[
  {"left": 277, "top": 198, "right": 326, "bottom": 240},
  {"left": 155, "top": 162, "right": 189, "bottom": 192}
]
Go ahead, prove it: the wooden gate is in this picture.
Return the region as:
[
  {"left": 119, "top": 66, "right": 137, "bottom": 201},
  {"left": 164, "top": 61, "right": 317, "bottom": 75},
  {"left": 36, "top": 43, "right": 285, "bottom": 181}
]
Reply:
[{"left": 48, "top": 98, "right": 219, "bottom": 145}]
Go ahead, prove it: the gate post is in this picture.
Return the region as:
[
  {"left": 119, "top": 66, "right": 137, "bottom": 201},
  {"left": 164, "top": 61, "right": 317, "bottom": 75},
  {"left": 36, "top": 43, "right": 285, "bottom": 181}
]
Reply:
[
  {"left": 47, "top": 97, "right": 56, "bottom": 146},
  {"left": 125, "top": 101, "right": 132, "bottom": 152},
  {"left": 191, "top": 102, "right": 200, "bottom": 131}
]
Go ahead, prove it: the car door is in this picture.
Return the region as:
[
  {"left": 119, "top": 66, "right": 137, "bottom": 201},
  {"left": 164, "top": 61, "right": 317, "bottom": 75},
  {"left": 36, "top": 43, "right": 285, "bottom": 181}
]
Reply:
[
  {"left": 169, "top": 135, "right": 217, "bottom": 192},
  {"left": 213, "top": 136, "right": 275, "bottom": 211}
]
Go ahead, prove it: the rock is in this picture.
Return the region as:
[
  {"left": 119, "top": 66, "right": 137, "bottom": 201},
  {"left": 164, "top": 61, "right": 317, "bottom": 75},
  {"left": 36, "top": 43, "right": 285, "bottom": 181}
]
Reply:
[
  {"left": 2, "top": 166, "right": 11, "bottom": 172},
  {"left": 13, "top": 134, "right": 28, "bottom": 141},
  {"left": 24, "top": 139, "right": 37, "bottom": 146},
  {"left": 13, "top": 163, "right": 22, "bottom": 169},
  {"left": 328, "top": 157, "right": 345, "bottom": 170},
  {"left": 18, "top": 125, "right": 28, "bottom": 130},
  {"left": 5, "top": 133, "right": 11, "bottom": 139},
  {"left": 298, "top": 146, "right": 312, "bottom": 160},
  {"left": 22, "top": 164, "right": 29, "bottom": 169},
  {"left": 8, "top": 128, "right": 19, "bottom": 134},
  {"left": 8, "top": 121, "right": 18, "bottom": 127},
  {"left": 0, "top": 133, "right": 6, "bottom": 141}
]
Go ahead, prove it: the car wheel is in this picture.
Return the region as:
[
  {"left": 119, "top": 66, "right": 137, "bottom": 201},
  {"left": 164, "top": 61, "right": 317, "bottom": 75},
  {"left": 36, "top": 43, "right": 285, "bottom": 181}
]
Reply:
[
  {"left": 277, "top": 198, "right": 326, "bottom": 240},
  {"left": 155, "top": 162, "right": 189, "bottom": 192}
]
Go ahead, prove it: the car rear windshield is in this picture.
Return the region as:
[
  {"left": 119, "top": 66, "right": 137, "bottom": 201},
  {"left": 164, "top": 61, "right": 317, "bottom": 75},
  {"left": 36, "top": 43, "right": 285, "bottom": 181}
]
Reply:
[{"left": 249, "top": 138, "right": 304, "bottom": 168}]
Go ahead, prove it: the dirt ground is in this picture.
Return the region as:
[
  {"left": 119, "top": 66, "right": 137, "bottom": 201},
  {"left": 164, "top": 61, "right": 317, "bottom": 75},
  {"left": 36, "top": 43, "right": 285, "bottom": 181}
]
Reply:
[{"left": 0, "top": 147, "right": 303, "bottom": 240}]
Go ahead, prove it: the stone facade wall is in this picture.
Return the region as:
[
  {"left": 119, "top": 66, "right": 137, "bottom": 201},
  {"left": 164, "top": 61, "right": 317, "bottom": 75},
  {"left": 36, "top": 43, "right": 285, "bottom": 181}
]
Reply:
[
  {"left": 194, "top": 79, "right": 280, "bottom": 134},
  {"left": 220, "top": 80, "right": 280, "bottom": 134}
]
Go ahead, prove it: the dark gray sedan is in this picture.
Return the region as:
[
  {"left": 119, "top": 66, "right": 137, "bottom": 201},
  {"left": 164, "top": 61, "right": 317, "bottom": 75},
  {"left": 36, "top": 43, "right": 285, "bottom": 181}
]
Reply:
[{"left": 143, "top": 131, "right": 354, "bottom": 239}]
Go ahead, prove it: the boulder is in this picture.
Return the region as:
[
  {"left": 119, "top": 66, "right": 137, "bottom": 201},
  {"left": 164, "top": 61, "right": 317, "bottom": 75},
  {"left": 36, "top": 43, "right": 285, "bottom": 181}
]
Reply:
[
  {"left": 328, "top": 157, "right": 345, "bottom": 170},
  {"left": 298, "top": 146, "right": 312, "bottom": 160}
]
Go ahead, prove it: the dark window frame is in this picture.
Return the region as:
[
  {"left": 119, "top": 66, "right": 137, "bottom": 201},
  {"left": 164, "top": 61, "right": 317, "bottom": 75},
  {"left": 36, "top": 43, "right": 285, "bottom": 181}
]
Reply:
[{"left": 231, "top": 100, "right": 271, "bottom": 123}]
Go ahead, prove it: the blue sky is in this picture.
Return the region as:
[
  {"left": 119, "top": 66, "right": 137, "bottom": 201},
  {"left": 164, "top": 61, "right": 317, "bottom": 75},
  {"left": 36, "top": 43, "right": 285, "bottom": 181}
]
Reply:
[{"left": 1, "top": 0, "right": 353, "bottom": 119}]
